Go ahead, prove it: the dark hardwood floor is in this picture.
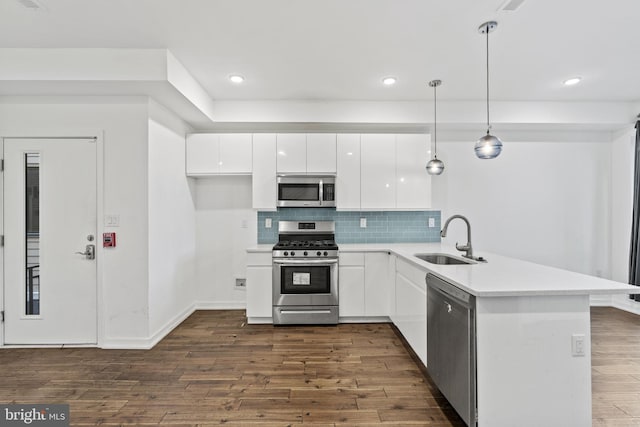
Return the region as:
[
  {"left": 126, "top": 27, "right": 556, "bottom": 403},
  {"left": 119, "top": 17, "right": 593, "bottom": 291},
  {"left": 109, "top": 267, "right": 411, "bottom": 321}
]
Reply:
[{"left": 0, "top": 307, "right": 638, "bottom": 426}]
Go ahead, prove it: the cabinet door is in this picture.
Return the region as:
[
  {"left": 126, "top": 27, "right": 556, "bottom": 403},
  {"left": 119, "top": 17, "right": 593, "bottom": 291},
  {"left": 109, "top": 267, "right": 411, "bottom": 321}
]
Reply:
[
  {"left": 339, "top": 266, "right": 365, "bottom": 317},
  {"left": 252, "top": 134, "right": 277, "bottom": 210},
  {"left": 336, "top": 134, "right": 361, "bottom": 210},
  {"left": 219, "top": 134, "right": 252, "bottom": 173},
  {"left": 276, "top": 134, "right": 306, "bottom": 173},
  {"left": 364, "top": 253, "right": 390, "bottom": 316},
  {"left": 186, "top": 134, "right": 220, "bottom": 175},
  {"left": 396, "top": 134, "right": 431, "bottom": 209},
  {"left": 246, "top": 266, "right": 273, "bottom": 319},
  {"left": 395, "top": 272, "right": 427, "bottom": 366},
  {"left": 307, "top": 134, "right": 337, "bottom": 173},
  {"left": 361, "top": 134, "right": 396, "bottom": 209}
]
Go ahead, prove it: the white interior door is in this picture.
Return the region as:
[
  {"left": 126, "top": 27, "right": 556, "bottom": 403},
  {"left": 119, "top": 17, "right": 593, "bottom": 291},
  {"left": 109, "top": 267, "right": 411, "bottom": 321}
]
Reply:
[{"left": 4, "top": 137, "right": 97, "bottom": 345}]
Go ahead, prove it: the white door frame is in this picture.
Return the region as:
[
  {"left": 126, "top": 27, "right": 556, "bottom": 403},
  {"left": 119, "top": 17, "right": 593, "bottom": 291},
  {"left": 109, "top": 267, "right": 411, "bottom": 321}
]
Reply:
[{"left": 0, "top": 129, "right": 104, "bottom": 347}]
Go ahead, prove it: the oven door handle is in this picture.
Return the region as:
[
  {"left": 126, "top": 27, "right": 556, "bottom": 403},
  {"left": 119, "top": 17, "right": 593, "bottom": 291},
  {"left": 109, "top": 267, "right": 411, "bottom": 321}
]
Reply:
[
  {"left": 273, "top": 258, "right": 338, "bottom": 265},
  {"left": 279, "top": 310, "right": 333, "bottom": 315}
]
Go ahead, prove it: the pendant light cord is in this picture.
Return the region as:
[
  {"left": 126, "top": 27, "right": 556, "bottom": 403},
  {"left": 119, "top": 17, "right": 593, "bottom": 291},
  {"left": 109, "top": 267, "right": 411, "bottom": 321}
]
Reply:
[
  {"left": 433, "top": 83, "right": 437, "bottom": 158},
  {"left": 486, "top": 26, "right": 490, "bottom": 134}
]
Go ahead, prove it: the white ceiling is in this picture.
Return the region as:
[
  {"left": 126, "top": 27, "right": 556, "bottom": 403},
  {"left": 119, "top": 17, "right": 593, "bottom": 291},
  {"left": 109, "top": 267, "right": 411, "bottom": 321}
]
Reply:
[{"left": 1, "top": 0, "right": 639, "bottom": 103}]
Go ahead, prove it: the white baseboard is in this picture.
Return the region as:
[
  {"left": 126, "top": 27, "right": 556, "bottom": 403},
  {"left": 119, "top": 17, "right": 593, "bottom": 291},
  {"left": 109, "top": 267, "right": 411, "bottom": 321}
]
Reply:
[
  {"left": 101, "top": 303, "right": 196, "bottom": 350},
  {"left": 339, "top": 316, "right": 391, "bottom": 324},
  {"left": 612, "top": 294, "right": 640, "bottom": 315},
  {"left": 195, "top": 301, "right": 246, "bottom": 310},
  {"left": 247, "top": 317, "right": 273, "bottom": 324}
]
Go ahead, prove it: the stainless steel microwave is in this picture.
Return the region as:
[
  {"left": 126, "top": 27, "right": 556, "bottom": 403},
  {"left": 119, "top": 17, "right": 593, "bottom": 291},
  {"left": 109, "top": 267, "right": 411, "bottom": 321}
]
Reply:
[{"left": 277, "top": 175, "right": 336, "bottom": 207}]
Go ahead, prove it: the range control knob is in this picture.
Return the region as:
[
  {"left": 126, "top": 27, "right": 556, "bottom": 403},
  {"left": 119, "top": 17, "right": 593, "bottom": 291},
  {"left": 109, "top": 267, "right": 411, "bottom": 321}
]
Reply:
[
  {"left": 303, "top": 251, "right": 308, "bottom": 256},
  {"left": 284, "top": 251, "right": 289, "bottom": 256},
  {"left": 323, "top": 251, "right": 328, "bottom": 256},
  {"left": 291, "top": 251, "right": 296, "bottom": 256},
  {"left": 316, "top": 251, "right": 322, "bottom": 256}
]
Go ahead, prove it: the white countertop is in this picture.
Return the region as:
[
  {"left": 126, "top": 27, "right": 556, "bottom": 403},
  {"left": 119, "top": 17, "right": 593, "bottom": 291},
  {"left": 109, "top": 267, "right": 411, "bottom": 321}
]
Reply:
[{"left": 248, "top": 242, "right": 637, "bottom": 297}]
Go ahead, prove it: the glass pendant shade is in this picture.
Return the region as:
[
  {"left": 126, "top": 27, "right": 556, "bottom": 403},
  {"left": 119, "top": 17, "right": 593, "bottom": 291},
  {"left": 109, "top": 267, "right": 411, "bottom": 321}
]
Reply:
[
  {"left": 426, "top": 157, "right": 444, "bottom": 175},
  {"left": 474, "top": 133, "right": 503, "bottom": 159}
]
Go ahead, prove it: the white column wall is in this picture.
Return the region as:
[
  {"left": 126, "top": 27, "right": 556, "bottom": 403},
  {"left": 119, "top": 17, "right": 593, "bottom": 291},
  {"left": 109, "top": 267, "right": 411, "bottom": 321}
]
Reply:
[
  {"left": 432, "top": 139, "right": 612, "bottom": 278},
  {"left": 194, "top": 176, "right": 257, "bottom": 308},
  {"left": 609, "top": 128, "right": 639, "bottom": 312},
  {"left": 0, "top": 97, "right": 151, "bottom": 344},
  {"left": 147, "top": 99, "right": 197, "bottom": 343}
]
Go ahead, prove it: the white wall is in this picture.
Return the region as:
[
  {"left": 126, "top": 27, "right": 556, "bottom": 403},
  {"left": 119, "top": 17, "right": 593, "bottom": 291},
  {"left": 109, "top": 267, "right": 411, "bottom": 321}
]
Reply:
[
  {"left": 147, "top": 100, "right": 197, "bottom": 340},
  {"left": 609, "top": 128, "right": 638, "bottom": 312},
  {"left": 432, "top": 138, "right": 612, "bottom": 278},
  {"left": 610, "top": 128, "right": 635, "bottom": 283},
  {"left": 194, "top": 176, "right": 256, "bottom": 308},
  {"left": 0, "top": 96, "right": 151, "bottom": 344}
]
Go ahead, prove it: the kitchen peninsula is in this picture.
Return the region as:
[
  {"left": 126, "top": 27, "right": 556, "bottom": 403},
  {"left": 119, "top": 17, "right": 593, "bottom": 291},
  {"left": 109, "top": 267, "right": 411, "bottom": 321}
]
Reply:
[{"left": 247, "top": 242, "right": 636, "bottom": 427}]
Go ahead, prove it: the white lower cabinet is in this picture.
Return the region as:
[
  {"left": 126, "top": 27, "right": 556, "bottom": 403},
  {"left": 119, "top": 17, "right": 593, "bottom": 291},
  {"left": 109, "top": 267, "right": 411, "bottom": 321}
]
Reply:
[
  {"left": 364, "top": 253, "right": 392, "bottom": 316},
  {"left": 394, "top": 258, "right": 427, "bottom": 366},
  {"left": 246, "top": 253, "right": 273, "bottom": 322},
  {"left": 338, "top": 253, "right": 365, "bottom": 317},
  {"left": 339, "top": 252, "right": 391, "bottom": 319}
]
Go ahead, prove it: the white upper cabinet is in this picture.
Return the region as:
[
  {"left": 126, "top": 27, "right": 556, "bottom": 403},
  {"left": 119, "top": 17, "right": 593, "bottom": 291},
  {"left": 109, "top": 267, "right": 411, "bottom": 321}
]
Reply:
[
  {"left": 336, "top": 134, "right": 361, "bottom": 211},
  {"left": 396, "top": 134, "right": 431, "bottom": 209},
  {"left": 361, "top": 134, "right": 396, "bottom": 209},
  {"left": 252, "top": 134, "right": 277, "bottom": 210},
  {"left": 307, "top": 134, "right": 337, "bottom": 174},
  {"left": 359, "top": 133, "right": 432, "bottom": 210},
  {"left": 186, "top": 134, "right": 220, "bottom": 175},
  {"left": 186, "top": 133, "right": 252, "bottom": 175},
  {"left": 276, "top": 133, "right": 306, "bottom": 173},
  {"left": 219, "top": 134, "right": 252, "bottom": 174},
  {"left": 276, "top": 133, "right": 337, "bottom": 174}
]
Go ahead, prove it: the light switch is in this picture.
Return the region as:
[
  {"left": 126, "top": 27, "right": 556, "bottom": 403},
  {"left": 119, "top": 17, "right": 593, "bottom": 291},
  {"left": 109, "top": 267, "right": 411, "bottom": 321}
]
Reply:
[{"left": 104, "top": 214, "right": 120, "bottom": 227}]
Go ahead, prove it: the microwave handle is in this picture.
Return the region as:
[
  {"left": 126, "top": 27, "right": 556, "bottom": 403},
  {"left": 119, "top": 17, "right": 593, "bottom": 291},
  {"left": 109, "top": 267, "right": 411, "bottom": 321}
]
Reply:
[{"left": 319, "top": 178, "right": 324, "bottom": 205}]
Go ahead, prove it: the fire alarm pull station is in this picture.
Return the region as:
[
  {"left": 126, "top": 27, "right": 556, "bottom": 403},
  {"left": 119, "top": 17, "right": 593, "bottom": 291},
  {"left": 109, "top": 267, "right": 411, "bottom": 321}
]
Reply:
[{"left": 103, "top": 232, "right": 116, "bottom": 248}]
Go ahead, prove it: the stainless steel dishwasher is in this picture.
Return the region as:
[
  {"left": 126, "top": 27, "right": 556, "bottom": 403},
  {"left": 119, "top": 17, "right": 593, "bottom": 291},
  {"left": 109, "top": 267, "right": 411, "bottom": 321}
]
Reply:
[{"left": 426, "top": 273, "right": 477, "bottom": 426}]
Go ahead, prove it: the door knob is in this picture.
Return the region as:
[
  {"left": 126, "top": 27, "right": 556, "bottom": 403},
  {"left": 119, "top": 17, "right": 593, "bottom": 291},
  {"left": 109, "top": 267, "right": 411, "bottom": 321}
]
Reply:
[{"left": 75, "top": 244, "right": 95, "bottom": 260}]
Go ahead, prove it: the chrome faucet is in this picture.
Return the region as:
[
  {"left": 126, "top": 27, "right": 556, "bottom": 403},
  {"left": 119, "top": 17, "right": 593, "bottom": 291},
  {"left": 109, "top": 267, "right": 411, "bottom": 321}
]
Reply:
[{"left": 441, "top": 214, "right": 474, "bottom": 259}]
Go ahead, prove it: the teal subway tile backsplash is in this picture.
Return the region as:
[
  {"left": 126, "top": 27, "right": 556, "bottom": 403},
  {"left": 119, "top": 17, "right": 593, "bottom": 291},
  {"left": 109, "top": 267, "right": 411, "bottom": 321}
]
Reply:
[{"left": 257, "top": 208, "right": 441, "bottom": 244}]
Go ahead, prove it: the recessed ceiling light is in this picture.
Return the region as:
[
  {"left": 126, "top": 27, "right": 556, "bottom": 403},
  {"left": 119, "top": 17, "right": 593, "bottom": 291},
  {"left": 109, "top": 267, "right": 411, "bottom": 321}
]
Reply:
[
  {"left": 382, "top": 76, "right": 397, "bottom": 86},
  {"left": 228, "top": 74, "right": 245, "bottom": 84},
  {"left": 563, "top": 77, "right": 582, "bottom": 86}
]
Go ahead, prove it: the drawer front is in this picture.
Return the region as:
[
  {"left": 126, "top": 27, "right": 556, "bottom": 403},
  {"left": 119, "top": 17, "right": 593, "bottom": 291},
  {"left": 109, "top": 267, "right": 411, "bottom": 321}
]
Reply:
[
  {"left": 339, "top": 252, "right": 365, "bottom": 266},
  {"left": 396, "top": 258, "right": 427, "bottom": 292}
]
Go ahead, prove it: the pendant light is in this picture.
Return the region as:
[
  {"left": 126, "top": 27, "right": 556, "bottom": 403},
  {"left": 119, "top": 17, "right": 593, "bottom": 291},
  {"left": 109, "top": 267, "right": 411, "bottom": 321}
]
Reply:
[
  {"left": 426, "top": 79, "right": 444, "bottom": 175},
  {"left": 474, "top": 21, "right": 503, "bottom": 159}
]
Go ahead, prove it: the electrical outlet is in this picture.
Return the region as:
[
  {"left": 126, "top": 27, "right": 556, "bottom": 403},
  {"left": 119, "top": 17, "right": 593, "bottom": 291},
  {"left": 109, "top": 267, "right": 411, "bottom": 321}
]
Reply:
[
  {"left": 235, "top": 278, "right": 246, "bottom": 289},
  {"left": 571, "top": 334, "right": 586, "bottom": 357},
  {"left": 428, "top": 217, "right": 435, "bottom": 228},
  {"left": 360, "top": 217, "right": 367, "bottom": 228},
  {"left": 265, "top": 218, "right": 272, "bottom": 228}
]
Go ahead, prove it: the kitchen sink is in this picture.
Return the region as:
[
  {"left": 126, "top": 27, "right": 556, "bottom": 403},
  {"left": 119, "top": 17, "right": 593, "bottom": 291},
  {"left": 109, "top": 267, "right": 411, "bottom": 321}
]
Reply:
[{"left": 414, "top": 253, "right": 475, "bottom": 265}]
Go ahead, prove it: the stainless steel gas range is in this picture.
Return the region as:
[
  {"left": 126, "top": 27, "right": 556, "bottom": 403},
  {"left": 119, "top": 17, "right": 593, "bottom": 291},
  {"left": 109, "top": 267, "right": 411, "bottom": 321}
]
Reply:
[{"left": 272, "top": 220, "right": 339, "bottom": 325}]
